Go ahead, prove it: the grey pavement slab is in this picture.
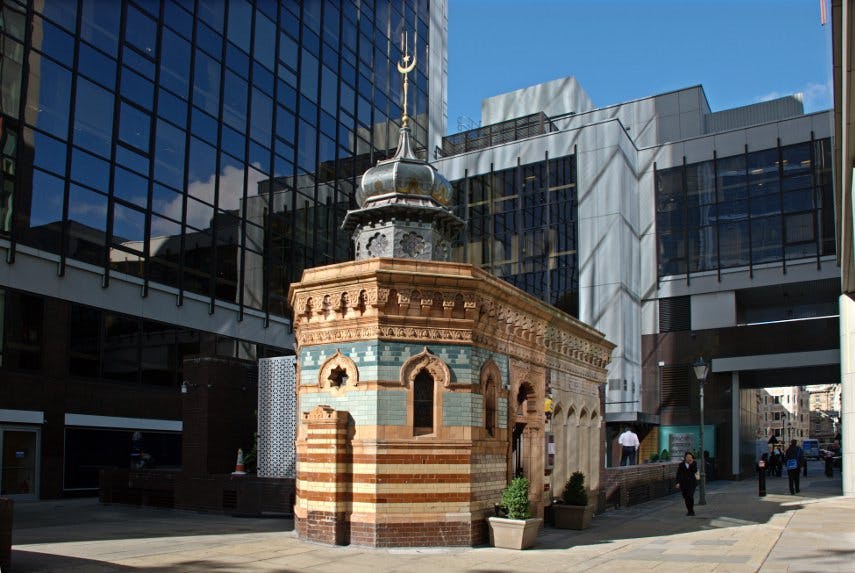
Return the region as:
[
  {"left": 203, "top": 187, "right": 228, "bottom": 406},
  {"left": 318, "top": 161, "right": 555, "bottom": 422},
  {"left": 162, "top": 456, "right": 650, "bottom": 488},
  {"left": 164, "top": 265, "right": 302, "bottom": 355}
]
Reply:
[{"left": 8, "top": 460, "right": 854, "bottom": 572}]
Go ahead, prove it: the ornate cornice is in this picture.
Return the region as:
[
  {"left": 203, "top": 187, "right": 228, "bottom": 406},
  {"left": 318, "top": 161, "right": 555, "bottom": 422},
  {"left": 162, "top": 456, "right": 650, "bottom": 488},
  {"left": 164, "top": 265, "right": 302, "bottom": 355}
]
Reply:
[{"left": 289, "top": 259, "right": 615, "bottom": 379}]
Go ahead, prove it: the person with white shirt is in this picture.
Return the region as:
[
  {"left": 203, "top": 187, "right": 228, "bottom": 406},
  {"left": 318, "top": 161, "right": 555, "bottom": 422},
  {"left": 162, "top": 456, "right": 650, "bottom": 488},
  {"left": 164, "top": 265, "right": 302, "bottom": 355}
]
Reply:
[{"left": 618, "top": 427, "right": 640, "bottom": 466}]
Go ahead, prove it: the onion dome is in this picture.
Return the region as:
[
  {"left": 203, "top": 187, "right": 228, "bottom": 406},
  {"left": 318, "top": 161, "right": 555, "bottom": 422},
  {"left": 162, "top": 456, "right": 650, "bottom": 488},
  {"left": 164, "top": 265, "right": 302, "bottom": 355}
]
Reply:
[{"left": 355, "top": 126, "right": 452, "bottom": 208}]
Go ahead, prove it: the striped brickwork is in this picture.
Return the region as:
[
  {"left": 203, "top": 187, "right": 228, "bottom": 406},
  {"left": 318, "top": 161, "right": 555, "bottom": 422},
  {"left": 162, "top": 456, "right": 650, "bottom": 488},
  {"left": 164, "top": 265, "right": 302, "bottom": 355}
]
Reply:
[{"left": 289, "top": 259, "right": 614, "bottom": 547}]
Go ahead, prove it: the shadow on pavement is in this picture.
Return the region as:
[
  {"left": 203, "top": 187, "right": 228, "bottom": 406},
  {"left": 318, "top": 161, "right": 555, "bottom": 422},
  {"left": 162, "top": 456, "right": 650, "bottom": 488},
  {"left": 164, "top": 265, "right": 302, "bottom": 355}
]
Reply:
[
  {"left": 12, "top": 498, "right": 293, "bottom": 545},
  {"left": 13, "top": 550, "right": 303, "bottom": 573},
  {"left": 534, "top": 469, "right": 842, "bottom": 551},
  {"left": 12, "top": 549, "right": 135, "bottom": 572}
]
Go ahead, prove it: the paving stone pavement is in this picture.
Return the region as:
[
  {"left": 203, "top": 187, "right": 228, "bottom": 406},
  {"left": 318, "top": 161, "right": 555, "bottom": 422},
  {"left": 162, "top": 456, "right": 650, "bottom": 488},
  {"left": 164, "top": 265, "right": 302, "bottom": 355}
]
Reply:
[{"left": 8, "top": 461, "right": 854, "bottom": 572}]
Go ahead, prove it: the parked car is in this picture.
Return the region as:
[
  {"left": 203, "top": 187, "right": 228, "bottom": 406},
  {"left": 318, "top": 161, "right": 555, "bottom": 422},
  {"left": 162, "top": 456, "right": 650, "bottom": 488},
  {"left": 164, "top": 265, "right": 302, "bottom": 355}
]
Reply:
[{"left": 802, "top": 439, "right": 820, "bottom": 460}]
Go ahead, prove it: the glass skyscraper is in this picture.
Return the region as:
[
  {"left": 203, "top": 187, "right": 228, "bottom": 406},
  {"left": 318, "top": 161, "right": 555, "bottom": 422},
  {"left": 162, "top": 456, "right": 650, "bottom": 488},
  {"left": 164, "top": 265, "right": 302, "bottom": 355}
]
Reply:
[
  {"left": 0, "top": 0, "right": 446, "bottom": 498},
  {"left": 2, "top": 0, "right": 437, "bottom": 316}
]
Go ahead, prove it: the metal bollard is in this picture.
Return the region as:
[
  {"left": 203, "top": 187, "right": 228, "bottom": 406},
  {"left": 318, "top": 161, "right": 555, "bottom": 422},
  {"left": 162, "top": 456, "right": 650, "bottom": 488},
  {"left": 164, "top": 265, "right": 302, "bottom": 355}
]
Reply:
[{"left": 758, "top": 460, "right": 767, "bottom": 497}]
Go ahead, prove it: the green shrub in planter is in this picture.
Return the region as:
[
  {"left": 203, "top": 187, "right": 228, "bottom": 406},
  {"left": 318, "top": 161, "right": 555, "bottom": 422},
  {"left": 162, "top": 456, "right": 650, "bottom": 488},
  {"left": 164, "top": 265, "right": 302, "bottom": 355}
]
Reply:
[
  {"left": 649, "top": 452, "right": 660, "bottom": 462},
  {"left": 660, "top": 448, "right": 670, "bottom": 461},
  {"left": 501, "top": 477, "right": 531, "bottom": 519},
  {"left": 561, "top": 472, "right": 588, "bottom": 506}
]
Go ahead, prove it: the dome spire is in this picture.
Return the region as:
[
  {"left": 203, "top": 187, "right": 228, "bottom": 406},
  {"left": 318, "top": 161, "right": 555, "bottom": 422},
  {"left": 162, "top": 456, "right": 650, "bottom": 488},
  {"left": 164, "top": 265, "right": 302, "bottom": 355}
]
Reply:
[
  {"left": 341, "top": 22, "right": 463, "bottom": 262},
  {"left": 397, "top": 20, "right": 417, "bottom": 130}
]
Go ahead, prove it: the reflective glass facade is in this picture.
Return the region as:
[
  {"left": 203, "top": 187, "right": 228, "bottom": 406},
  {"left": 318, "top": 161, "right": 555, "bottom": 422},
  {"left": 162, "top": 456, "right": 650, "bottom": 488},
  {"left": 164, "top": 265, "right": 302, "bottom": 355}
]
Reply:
[
  {"left": 655, "top": 139, "right": 835, "bottom": 277},
  {"left": 0, "top": 0, "right": 431, "bottom": 319},
  {"left": 451, "top": 154, "right": 578, "bottom": 316}
]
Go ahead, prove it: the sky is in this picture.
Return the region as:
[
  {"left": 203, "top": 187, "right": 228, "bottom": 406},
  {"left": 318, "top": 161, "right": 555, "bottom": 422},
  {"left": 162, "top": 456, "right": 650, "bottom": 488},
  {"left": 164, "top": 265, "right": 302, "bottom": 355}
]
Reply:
[{"left": 446, "top": 0, "right": 833, "bottom": 135}]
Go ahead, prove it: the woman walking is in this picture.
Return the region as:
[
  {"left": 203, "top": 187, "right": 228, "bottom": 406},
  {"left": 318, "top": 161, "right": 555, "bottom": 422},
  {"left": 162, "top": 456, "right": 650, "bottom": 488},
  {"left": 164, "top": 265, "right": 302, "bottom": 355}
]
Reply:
[{"left": 675, "top": 452, "right": 699, "bottom": 516}]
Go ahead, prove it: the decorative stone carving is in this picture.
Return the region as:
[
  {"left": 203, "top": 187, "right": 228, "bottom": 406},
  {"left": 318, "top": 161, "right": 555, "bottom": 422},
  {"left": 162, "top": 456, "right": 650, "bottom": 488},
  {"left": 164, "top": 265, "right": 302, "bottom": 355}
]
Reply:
[
  {"left": 317, "top": 350, "right": 360, "bottom": 390},
  {"left": 480, "top": 359, "right": 504, "bottom": 391},
  {"left": 366, "top": 233, "right": 389, "bottom": 257},
  {"left": 400, "top": 232, "right": 426, "bottom": 257},
  {"left": 304, "top": 404, "right": 336, "bottom": 421},
  {"left": 400, "top": 347, "right": 452, "bottom": 388}
]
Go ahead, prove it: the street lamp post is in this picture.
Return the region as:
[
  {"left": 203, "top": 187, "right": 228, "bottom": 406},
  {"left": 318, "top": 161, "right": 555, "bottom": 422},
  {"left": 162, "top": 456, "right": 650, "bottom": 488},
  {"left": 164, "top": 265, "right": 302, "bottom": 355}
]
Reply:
[{"left": 693, "top": 357, "right": 710, "bottom": 506}]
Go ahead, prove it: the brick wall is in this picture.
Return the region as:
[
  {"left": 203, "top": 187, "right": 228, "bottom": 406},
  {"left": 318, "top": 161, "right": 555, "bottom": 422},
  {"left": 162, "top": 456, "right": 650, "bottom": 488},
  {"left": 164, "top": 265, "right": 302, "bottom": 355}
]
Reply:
[{"left": 599, "top": 462, "right": 680, "bottom": 511}]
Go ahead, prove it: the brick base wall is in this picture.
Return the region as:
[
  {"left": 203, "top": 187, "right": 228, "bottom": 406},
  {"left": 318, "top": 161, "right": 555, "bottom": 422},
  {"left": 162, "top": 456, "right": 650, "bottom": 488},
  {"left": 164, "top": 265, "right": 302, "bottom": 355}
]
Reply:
[
  {"left": 297, "top": 512, "right": 349, "bottom": 545},
  {"left": 599, "top": 462, "right": 680, "bottom": 511},
  {"left": 350, "top": 519, "right": 484, "bottom": 547},
  {"left": 297, "top": 515, "right": 487, "bottom": 547}
]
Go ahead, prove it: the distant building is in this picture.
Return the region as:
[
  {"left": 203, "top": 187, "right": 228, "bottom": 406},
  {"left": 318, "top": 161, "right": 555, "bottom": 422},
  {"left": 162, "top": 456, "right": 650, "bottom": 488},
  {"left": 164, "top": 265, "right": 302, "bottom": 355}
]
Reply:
[
  {"left": 807, "top": 383, "right": 841, "bottom": 443},
  {"left": 758, "top": 387, "right": 811, "bottom": 442},
  {"left": 436, "top": 77, "right": 838, "bottom": 477}
]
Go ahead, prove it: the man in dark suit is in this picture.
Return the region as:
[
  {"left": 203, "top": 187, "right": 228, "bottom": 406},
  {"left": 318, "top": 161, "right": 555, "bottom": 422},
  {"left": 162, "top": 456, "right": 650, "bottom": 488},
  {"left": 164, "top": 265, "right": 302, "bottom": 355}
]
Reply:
[{"left": 675, "top": 452, "right": 699, "bottom": 516}]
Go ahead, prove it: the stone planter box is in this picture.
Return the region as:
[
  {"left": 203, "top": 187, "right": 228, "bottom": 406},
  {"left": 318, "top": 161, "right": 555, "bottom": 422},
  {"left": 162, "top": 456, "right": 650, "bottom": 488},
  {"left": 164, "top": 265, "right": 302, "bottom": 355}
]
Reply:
[
  {"left": 553, "top": 504, "right": 593, "bottom": 529},
  {"left": 487, "top": 516, "right": 542, "bottom": 549},
  {"left": 0, "top": 497, "right": 12, "bottom": 573}
]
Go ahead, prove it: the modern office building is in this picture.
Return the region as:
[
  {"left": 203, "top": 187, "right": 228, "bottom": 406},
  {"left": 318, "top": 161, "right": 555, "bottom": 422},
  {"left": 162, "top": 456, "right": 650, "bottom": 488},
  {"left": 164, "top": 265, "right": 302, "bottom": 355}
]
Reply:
[
  {"left": 0, "top": 0, "right": 448, "bottom": 499},
  {"left": 435, "top": 77, "right": 839, "bottom": 477}
]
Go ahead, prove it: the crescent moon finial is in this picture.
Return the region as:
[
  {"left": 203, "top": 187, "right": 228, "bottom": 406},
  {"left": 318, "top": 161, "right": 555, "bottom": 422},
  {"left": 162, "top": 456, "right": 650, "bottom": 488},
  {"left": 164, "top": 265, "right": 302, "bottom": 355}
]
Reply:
[{"left": 397, "top": 26, "right": 417, "bottom": 128}]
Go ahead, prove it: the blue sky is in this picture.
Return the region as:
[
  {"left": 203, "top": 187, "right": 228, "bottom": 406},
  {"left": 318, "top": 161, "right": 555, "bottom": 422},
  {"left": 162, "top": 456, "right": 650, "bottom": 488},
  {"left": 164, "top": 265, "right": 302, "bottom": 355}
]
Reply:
[{"left": 446, "top": 0, "right": 833, "bottom": 134}]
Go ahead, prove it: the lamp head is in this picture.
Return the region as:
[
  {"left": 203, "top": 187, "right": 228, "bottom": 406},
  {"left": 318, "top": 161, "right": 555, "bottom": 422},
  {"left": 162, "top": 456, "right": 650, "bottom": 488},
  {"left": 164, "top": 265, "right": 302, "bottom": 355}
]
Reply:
[{"left": 692, "top": 357, "right": 709, "bottom": 383}]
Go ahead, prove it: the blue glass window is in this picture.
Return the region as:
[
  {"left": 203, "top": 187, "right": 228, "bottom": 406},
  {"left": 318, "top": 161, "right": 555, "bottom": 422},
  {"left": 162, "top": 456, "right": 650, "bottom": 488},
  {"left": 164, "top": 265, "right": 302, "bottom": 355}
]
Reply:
[
  {"left": 250, "top": 89, "right": 273, "bottom": 145},
  {"left": 81, "top": 0, "right": 120, "bottom": 56},
  {"left": 34, "top": 16, "right": 74, "bottom": 67},
  {"left": 118, "top": 102, "right": 151, "bottom": 153},
  {"left": 78, "top": 43, "right": 117, "bottom": 89},
  {"left": 27, "top": 57, "right": 71, "bottom": 138},
  {"left": 156, "top": 89, "right": 188, "bottom": 128},
  {"left": 124, "top": 5, "right": 157, "bottom": 58},
  {"left": 226, "top": 0, "right": 252, "bottom": 52},
  {"left": 112, "top": 203, "right": 147, "bottom": 244},
  {"left": 31, "top": 129, "right": 67, "bottom": 177},
  {"left": 222, "top": 70, "right": 248, "bottom": 131},
  {"left": 71, "top": 147, "right": 110, "bottom": 193},
  {"left": 154, "top": 120, "right": 186, "bottom": 190},
  {"left": 160, "top": 29, "right": 191, "bottom": 99},
  {"left": 74, "top": 78, "right": 114, "bottom": 158},
  {"left": 192, "top": 50, "right": 221, "bottom": 116},
  {"left": 29, "top": 169, "right": 65, "bottom": 227},
  {"left": 152, "top": 183, "right": 183, "bottom": 222},
  {"left": 114, "top": 167, "right": 148, "bottom": 208},
  {"left": 121, "top": 67, "right": 154, "bottom": 109},
  {"left": 254, "top": 13, "right": 276, "bottom": 70}
]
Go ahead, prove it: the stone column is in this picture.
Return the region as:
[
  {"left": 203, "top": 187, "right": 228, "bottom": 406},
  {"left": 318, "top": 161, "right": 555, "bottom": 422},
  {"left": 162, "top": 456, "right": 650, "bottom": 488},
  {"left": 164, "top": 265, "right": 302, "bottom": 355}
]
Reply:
[{"left": 295, "top": 405, "right": 351, "bottom": 545}]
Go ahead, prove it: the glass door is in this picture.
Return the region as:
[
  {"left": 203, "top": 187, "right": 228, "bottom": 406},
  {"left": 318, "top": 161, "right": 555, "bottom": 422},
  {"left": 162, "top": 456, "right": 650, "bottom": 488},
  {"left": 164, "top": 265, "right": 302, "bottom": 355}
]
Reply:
[{"left": 1, "top": 428, "right": 39, "bottom": 499}]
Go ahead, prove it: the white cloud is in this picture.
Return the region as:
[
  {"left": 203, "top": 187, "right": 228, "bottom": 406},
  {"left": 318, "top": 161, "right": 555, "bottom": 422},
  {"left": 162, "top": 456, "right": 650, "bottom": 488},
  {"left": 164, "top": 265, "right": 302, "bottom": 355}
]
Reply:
[
  {"left": 756, "top": 81, "right": 832, "bottom": 112},
  {"left": 757, "top": 91, "right": 783, "bottom": 103},
  {"left": 151, "top": 163, "right": 266, "bottom": 236}
]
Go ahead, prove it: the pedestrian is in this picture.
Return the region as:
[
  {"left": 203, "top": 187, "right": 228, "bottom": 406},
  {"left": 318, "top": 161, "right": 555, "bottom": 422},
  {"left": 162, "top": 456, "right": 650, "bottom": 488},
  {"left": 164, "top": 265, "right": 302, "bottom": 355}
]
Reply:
[
  {"left": 785, "top": 439, "right": 805, "bottom": 495},
  {"left": 618, "top": 426, "right": 639, "bottom": 466},
  {"left": 771, "top": 446, "right": 783, "bottom": 477},
  {"left": 675, "top": 451, "right": 699, "bottom": 516}
]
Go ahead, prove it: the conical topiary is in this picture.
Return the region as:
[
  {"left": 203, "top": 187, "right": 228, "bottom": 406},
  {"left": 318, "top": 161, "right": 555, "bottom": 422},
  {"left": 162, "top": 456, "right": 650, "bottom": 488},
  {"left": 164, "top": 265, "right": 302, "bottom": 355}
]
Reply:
[{"left": 561, "top": 471, "right": 588, "bottom": 506}]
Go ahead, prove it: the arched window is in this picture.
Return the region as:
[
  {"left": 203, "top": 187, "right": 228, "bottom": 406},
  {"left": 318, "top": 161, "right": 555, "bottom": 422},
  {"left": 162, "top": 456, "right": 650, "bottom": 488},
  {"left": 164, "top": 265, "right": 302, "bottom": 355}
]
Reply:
[
  {"left": 485, "top": 378, "right": 496, "bottom": 436},
  {"left": 413, "top": 368, "right": 434, "bottom": 435}
]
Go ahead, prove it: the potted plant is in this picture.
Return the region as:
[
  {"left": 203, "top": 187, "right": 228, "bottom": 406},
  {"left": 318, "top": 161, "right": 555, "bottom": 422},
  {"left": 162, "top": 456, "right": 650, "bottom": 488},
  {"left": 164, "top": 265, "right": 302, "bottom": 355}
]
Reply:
[
  {"left": 553, "top": 472, "right": 593, "bottom": 530},
  {"left": 487, "top": 477, "right": 542, "bottom": 549}
]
